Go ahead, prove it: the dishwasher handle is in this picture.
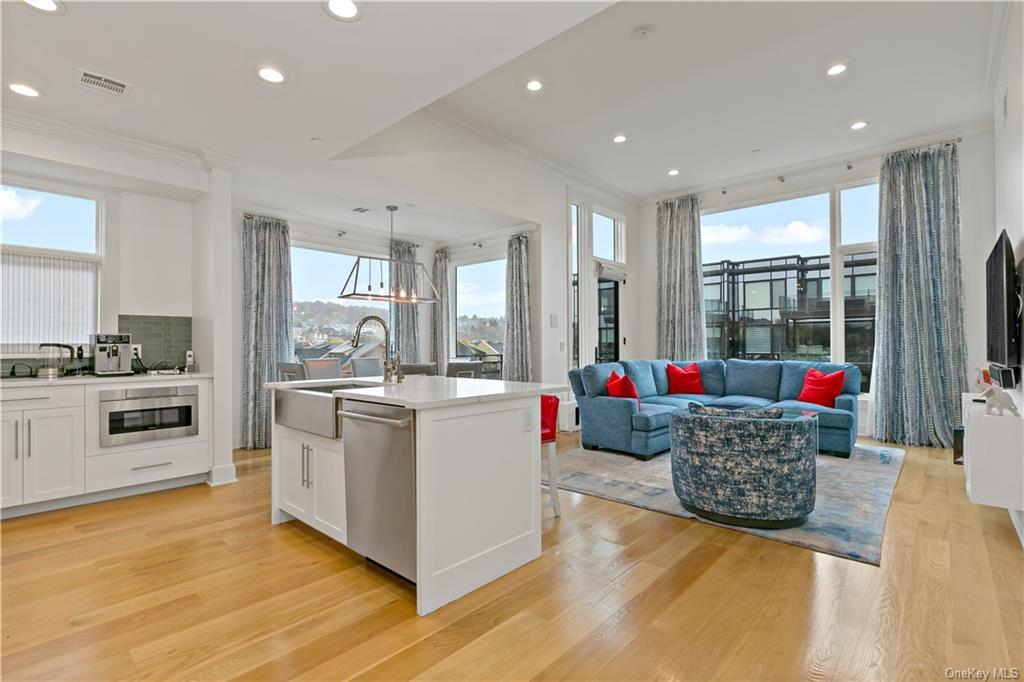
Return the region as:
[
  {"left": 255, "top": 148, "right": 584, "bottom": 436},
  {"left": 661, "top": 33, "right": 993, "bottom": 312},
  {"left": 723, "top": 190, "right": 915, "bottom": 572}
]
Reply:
[{"left": 337, "top": 410, "right": 411, "bottom": 429}]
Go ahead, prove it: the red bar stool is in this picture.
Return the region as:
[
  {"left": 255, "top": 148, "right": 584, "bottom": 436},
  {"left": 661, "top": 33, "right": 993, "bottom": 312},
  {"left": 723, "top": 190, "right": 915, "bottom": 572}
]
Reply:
[{"left": 540, "top": 394, "right": 561, "bottom": 517}]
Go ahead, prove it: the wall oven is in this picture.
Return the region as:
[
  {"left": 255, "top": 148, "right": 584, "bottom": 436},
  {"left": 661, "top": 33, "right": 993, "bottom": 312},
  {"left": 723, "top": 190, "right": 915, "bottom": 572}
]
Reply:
[{"left": 99, "top": 386, "right": 199, "bottom": 447}]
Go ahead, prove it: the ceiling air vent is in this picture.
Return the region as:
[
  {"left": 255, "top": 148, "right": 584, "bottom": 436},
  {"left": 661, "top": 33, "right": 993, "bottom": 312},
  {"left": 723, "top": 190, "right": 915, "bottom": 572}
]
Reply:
[
  {"left": 77, "top": 69, "right": 133, "bottom": 97},
  {"left": 352, "top": 207, "right": 371, "bottom": 213}
]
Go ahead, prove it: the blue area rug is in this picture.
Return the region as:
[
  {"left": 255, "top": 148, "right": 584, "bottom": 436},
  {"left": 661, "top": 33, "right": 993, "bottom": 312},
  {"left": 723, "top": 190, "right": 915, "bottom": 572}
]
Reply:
[{"left": 548, "top": 444, "right": 905, "bottom": 565}]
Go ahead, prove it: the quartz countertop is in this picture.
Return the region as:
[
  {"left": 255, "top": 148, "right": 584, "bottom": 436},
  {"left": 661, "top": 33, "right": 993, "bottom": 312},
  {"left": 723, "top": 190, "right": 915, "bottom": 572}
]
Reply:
[
  {"left": 331, "top": 375, "right": 568, "bottom": 410},
  {"left": 0, "top": 372, "right": 213, "bottom": 388}
]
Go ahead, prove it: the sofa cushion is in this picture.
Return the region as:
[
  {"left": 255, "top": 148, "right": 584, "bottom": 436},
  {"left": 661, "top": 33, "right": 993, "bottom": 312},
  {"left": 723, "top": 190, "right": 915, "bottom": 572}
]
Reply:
[
  {"left": 707, "top": 394, "right": 775, "bottom": 409},
  {"left": 580, "top": 362, "right": 625, "bottom": 397},
  {"left": 770, "top": 399, "right": 855, "bottom": 429},
  {"left": 724, "top": 359, "right": 782, "bottom": 400},
  {"left": 620, "top": 360, "right": 658, "bottom": 399},
  {"left": 642, "top": 395, "right": 712, "bottom": 410},
  {"left": 797, "top": 368, "right": 847, "bottom": 407},
  {"left": 690, "top": 403, "right": 784, "bottom": 420},
  {"left": 779, "top": 361, "right": 861, "bottom": 400},
  {"left": 631, "top": 404, "right": 679, "bottom": 431},
  {"left": 650, "top": 359, "right": 726, "bottom": 396}
]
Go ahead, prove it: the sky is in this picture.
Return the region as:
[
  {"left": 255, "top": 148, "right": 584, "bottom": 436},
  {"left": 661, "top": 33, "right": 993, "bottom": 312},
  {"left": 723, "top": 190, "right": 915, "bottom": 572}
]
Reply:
[
  {"left": 455, "top": 258, "right": 506, "bottom": 318},
  {"left": 291, "top": 246, "right": 388, "bottom": 310},
  {"left": 1, "top": 185, "right": 97, "bottom": 253},
  {"left": 700, "top": 183, "right": 878, "bottom": 263}
]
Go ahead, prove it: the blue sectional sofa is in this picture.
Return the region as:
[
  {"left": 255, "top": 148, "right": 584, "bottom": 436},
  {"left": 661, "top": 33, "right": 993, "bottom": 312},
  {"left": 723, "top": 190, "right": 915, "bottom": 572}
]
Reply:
[{"left": 567, "top": 358, "right": 861, "bottom": 459}]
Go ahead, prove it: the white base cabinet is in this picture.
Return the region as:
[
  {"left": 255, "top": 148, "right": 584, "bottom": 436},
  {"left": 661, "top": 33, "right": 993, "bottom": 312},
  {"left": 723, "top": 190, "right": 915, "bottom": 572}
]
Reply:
[
  {"left": 273, "top": 426, "right": 346, "bottom": 545},
  {"left": 2, "top": 403, "right": 85, "bottom": 508}
]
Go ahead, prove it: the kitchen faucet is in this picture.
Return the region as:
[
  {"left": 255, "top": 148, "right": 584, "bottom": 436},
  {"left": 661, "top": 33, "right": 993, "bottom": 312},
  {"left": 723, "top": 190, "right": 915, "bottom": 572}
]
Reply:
[{"left": 351, "top": 315, "right": 403, "bottom": 383}]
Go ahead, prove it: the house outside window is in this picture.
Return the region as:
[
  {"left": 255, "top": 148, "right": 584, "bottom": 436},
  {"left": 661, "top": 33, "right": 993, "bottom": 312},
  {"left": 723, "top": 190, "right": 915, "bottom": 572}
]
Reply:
[{"left": 453, "top": 257, "right": 506, "bottom": 379}]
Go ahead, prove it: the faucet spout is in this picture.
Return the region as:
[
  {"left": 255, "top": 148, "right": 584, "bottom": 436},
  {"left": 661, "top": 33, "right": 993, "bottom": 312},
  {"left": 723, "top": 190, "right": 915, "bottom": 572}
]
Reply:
[{"left": 351, "top": 315, "right": 400, "bottom": 383}]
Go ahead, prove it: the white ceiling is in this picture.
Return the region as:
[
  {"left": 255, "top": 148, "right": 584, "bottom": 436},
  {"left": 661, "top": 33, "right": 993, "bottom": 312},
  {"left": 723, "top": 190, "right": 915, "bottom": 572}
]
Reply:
[
  {"left": 1, "top": 0, "right": 609, "bottom": 239},
  {"left": 434, "top": 1, "right": 1000, "bottom": 198}
]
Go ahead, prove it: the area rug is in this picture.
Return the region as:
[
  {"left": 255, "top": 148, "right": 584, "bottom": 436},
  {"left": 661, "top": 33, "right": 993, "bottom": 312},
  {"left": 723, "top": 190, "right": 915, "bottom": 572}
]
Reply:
[{"left": 546, "top": 444, "right": 905, "bottom": 566}]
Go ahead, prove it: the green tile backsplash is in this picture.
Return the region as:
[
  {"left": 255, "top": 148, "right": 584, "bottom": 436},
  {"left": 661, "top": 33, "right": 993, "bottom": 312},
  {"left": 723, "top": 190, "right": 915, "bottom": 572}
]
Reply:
[{"left": 118, "top": 315, "right": 193, "bottom": 369}]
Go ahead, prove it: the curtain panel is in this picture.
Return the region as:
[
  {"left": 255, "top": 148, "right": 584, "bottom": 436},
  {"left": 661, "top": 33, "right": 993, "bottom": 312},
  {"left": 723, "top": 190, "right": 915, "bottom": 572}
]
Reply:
[
  {"left": 1, "top": 251, "right": 99, "bottom": 354},
  {"left": 503, "top": 233, "right": 532, "bottom": 382},
  {"left": 656, "top": 194, "right": 707, "bottom": 360},
  {"left": 241, "top": 214, "right": 294, "bottom": 450},
  {"left": 390, "top": 240, "right": 420, "bottom": 363},
  {"left": 432, "top": 250, "right": 451, "bottom": 376},
  {"left": 874, "top": 143, "right": 967, "bottom": 448}
]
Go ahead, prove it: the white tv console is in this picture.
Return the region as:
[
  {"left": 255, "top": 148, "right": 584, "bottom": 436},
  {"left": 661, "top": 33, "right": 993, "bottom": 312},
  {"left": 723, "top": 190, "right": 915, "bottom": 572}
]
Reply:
[{"left": 961, "top": 392, "right": 1024, "bottom": 548}]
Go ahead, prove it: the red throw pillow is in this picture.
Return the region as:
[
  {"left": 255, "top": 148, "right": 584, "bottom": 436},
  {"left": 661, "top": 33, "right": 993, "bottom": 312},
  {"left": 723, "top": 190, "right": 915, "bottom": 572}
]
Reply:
[
  {"left": 797, "top": 368, "right": 846, "bottom": 408},
  {"left": 606, "top": 371, "right": 640, "bottom": 402},
  {"left": 667, "top": 362, "right": 704, "bottom": 394}
]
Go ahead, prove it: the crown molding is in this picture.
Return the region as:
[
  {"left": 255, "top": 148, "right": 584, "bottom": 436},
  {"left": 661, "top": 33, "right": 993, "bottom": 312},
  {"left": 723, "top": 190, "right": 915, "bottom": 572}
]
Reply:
[
  {"left": 434, "top": 221, "right": 539, "bottom": 252},
  {"left": 200, "top": 150, "right": 245, "bottom": 172},
  {"left": 423, "top": 103, "right": 640, "bottom": 208},
  {"left": 1, "top": 108, "right": 203, "bottom": 171},
  {"left": 984, "top": 1, "right": 1013, "bottom": 91},
  {"left": 644, "top": 121, "right": 994, "bottom": 205}
]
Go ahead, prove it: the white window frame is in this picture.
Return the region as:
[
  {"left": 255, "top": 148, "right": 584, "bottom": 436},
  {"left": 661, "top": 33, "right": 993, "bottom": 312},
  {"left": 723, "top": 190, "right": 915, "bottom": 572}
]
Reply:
[
  {"left": 699, "top": 179, "right": 880, "bottom": 378},
  {"left": 0, "top": 175, "right": 105, "bottom": 358},
  {"left": 591, "top": 205, "right": 627, "bottom": 266},
  {"left": 448, "top": 249, "right": 508, "bottom": 360}
]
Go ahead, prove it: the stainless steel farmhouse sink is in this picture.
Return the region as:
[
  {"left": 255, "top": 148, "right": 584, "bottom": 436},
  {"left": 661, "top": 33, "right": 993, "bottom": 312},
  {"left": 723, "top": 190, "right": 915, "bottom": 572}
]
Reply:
[{"left": 274, "top": 381, "right": 376, "bottom": 439}]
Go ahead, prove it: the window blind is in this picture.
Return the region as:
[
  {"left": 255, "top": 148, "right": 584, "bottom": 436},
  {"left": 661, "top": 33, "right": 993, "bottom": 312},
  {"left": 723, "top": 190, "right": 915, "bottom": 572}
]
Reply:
[{"left": 1, "top": 251, "right": 99, "bottom": 354}]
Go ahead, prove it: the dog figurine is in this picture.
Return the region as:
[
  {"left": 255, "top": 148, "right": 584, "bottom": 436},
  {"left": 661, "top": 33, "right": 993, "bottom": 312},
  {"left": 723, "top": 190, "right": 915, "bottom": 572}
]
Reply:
[{"left": 981, "top": 385, "right": 1021, "bottom": 417}]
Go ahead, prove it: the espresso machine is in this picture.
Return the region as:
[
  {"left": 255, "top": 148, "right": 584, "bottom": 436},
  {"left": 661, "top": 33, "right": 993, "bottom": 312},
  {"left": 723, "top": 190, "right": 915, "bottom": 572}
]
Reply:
[{"left": 92, "top": 333, "right": 134, "bottom": 375}]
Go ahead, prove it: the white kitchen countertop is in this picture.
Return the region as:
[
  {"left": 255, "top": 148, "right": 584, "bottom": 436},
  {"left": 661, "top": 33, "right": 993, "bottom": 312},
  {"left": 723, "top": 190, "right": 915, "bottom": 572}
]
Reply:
[
  {"left": 266, "top": 374, "right": 568, "bottom": 409},
  {"left": 333, "top": 375, "right": 568, "bottom": 410},
  {"left": 0, "top": 372, "right": 213, "bottom": 388}
]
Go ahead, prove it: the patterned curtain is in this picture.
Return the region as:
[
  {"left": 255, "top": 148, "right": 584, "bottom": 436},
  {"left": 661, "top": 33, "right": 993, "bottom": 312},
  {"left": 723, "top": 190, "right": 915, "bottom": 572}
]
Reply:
[
  {"left": 874, "top": 143, "right": 967, "bottom": 448},
  {"left": 432, "top": 250, "right": 451, "bottom": 376},
  {"left": 390, "top": 240, "right": 419, "bottom": 362},
  {"left": 503, "top": 233, "right": 532, "bottom": 382},
  {"left": 656, "top": 194, "right": 707, "bottom": 360},
  {"left": 241, "top": 214, "right": 293, "bottom": 449}
]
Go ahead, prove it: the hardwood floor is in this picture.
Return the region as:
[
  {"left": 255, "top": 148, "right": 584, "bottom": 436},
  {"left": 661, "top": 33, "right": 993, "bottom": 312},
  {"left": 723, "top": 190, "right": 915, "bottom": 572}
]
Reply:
[{"left": 2, "top": 434, "right": 1021, "bottom": 681}]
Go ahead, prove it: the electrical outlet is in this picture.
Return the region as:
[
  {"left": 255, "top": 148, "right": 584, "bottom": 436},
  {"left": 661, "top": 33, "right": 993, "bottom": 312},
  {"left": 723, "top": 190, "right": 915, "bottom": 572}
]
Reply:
[{"left": 131, "top": 344, "right": 142, "bottom": 360}]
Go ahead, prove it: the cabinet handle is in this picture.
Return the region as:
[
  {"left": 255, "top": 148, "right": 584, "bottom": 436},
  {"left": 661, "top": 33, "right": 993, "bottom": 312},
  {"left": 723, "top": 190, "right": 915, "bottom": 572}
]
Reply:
[
  {"left": 13, "top": 420, "right": 18, "bottom": 460},
  {"left": 306, "top": 446, "right": 313, "bottom": 488},
  {"left": 301, "top": 443, "right": 308, "bottom": 487},
  {"left": 131, "top": 461, "right": 172, "bottom": 471},
  {"left": 26, "top": 419, "right": 31, "bottom": 458},
  {"left": 0, "top": 396, "right": 51, "bottom": 402}
]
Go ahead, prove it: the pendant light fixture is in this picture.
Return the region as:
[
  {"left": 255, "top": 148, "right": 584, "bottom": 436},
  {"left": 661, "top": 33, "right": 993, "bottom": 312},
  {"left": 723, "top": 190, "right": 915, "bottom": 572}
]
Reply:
[{"left": 337, "top": 205, "right": 440, "bottom": 304}]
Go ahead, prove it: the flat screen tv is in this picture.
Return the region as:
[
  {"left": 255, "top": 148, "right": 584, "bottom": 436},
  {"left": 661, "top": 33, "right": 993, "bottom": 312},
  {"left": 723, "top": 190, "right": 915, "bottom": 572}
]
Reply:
[{"left": 986, "top": 229, "right": 1023, "bottom": 373}]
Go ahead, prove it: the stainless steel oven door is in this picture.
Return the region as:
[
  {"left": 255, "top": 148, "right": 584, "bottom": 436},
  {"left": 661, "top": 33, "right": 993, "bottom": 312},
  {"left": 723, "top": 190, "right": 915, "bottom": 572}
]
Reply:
[{"left": 100, "top": 394, "right": 199, "bottom": 447}]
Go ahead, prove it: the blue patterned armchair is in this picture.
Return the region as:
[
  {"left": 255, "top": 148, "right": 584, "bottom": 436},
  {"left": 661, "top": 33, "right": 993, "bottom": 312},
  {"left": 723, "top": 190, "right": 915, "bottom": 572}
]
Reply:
[{"left": 670, "top": 408, "right": 817, "bottom": 528}]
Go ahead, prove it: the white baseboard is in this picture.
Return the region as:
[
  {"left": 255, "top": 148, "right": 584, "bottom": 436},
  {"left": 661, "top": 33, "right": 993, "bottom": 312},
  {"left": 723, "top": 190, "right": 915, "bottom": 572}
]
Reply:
[
  {"left": 1, "top": 474, "right": 208, "bottom": 519},
  {"left": 207, "top": 463, "right": 238, "bottom": 486},
  {"left": 1009, "top": 509, "right": 1024, "bottom": 550}
]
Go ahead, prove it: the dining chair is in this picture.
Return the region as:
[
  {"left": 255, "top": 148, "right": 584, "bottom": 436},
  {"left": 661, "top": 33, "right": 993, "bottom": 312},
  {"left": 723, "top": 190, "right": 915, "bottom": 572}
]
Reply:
[
  {"left": 540, "top": 394, "right": 561, "bottom": 517},
  {"left": 302, "top": 358, "right": 343, "bottom": 380},
  {"left": 277, "top": 362, "right": 307, "bottom": 382},
  {"left": 350, "top": 357, "right": 383, "bottom": 377},
  {"left": 445, "top": 361, "right": 482, "bottom": 379},
  {"left": 401, "top": 363, "right": 437, "bottom": 376}
]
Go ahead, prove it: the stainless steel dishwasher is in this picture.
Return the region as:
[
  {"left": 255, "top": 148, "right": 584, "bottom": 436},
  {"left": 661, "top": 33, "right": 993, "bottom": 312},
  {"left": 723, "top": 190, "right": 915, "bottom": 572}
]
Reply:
[{"left": 338, "top": 399, "right": 416, "bottom": 582}]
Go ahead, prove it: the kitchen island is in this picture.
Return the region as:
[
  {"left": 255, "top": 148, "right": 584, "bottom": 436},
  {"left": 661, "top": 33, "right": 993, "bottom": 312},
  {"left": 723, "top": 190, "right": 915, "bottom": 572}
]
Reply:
[{"left": 267, "top": 374, "right": 568, "bottom": 615}]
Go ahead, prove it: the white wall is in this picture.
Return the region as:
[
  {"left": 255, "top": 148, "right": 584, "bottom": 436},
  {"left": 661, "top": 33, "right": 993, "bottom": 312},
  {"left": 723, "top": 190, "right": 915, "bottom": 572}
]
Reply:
[
  {"left": 994, "top": 2, "right": 1023, "bottom": 255},
  {"left": 119, "top": 192, "right": 193, "bottom": 317}
]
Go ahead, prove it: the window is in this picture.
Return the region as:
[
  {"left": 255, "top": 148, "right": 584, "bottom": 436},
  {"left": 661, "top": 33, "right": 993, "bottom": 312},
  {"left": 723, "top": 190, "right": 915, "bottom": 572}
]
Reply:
[
  {"left": 1, "top": 183, "right": 100, "bottom": 354},
  {"left": 290, "top": 246, "right": 389, "bottom": 365},
  {"left": 570, "top": 204, "right": 580, "bottom": 369},
  {"left": 454, "top": 258, "right": 506, "bottom": 378},
  {"left": 593, "top": 211, "right": 617, "bottom": 261},
  {"left": 700, "top": 184, "right": 879, "bottom": 391}
]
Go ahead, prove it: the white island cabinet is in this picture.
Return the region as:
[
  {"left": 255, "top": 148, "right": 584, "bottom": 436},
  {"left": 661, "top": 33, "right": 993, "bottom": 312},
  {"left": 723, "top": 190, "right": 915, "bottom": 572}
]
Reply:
[{"left": 268, "top": 375, "right": 568, "bottom": 616}]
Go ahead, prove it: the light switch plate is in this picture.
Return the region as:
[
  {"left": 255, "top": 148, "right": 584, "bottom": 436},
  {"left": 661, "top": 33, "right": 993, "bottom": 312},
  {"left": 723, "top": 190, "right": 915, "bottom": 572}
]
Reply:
[{"left": 549, "top": 313, "right": 559, "bottom": 328}]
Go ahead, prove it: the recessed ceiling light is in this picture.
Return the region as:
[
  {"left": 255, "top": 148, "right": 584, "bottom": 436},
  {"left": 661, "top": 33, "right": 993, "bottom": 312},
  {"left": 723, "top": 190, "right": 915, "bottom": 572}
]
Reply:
[
  {"left": 826, "top": 63, "right": 847, "bottom": 76},
  {"left": 258, "top": 67, "right": 286, "bottom": 84},
  {"left": 668, "top": 168, "right": 679, "bottom": 176},
  {"left": 310, "top": 137, "right": 324, "bottom": 144},
  {"left": 613, "top": 134, "right": 627, "bottom": 144},
  {"left": 526, "top": 80, "right": 543, "bottom": 92},
  {"left": 850, "top": 120, "right": 868, "bottom": 130},
  {"left": 323, "top": 0, "right": 360, "bottom": 22},
  {"left": 22, "top": 0, "right": 66, "bottom": 14},
  {"left": 9, "top": 83, "right": 41, "bottom": 98}
]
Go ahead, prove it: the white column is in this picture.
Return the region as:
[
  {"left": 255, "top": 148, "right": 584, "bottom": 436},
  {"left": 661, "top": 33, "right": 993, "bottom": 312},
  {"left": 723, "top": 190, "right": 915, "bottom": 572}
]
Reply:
[{"left": 194, "top": 151, "right": 242, "bottom": 486}]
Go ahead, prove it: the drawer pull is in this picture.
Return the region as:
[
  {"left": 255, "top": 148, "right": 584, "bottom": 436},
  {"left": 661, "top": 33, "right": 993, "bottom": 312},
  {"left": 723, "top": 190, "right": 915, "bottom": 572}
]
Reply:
[
  {"left": 1, "top": 396, "right": 51, "bottom": 402},
  {"left": 131, "top": 461, "right": 173, "bottom": 471}
]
